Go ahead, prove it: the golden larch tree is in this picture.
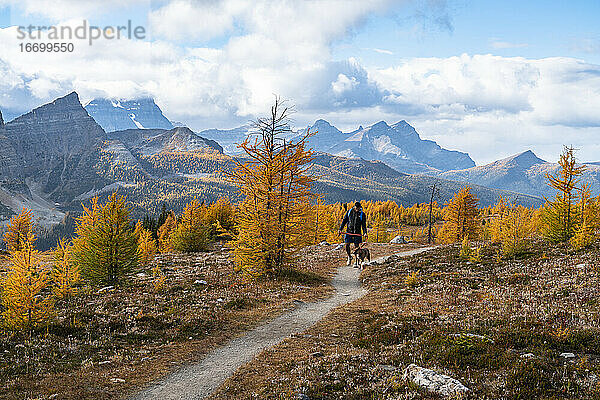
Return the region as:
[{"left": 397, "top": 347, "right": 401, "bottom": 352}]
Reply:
[
  {"left": 489, "top": 205, "right": 535, "bottom": 258},
  {"left": 52, "top": 239, "right": 80, "bottom": 299},
  {"left": 541, "top": 146, "right": 586, "bottom": 243},
  {"left": 135, "top": 221, "right": 158, "bottom": 265},
  {"left": 157, "top": 211, "right": 177, "bottom": 253},
  {"left": 2, "top": 231, "right": 53, "bottom": 331},
  {"left": 570, "top": 184, "right": 596, "bottom": 249},
  {"left": 3, "top": 208, "right": 35, "bottom": 252},
  {"left": 438, "top": 187, "right": 481, "bottom": 243},
  {"left": 71, "top": 193, "right": 138, "bottom": 285},
  {"left": 229, "top": 98, "right": 316, "bottom": 277},
  {"left": 171, "top": 199, "right": 209, "bottom": 252}
]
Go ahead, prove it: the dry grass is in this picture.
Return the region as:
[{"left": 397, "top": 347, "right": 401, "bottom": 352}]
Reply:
[
  {"left": 0, "top": 241, "right": 406, "bottom": 399},
  {"left": 211, "top": 240, "right": 600, "bottom": 399}
]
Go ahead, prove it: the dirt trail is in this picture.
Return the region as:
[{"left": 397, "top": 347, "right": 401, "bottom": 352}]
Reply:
[{"left": 129, "top": 247, "right": 433, "bottom": 400}]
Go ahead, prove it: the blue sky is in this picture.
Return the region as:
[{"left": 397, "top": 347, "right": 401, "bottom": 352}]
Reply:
[
  {"left": 0, "top": 0, "right": 599, "bottom": 164},
  {"left": 333, "top": 0, "right": 600, "bottom": 65}
]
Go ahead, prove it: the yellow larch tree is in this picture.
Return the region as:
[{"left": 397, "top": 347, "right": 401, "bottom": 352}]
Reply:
[
  {"left": 170, "top": 199, "right": 209, "bottom": 253},
  {"left": 570, "top": 184, "right": 596, "bottom": 250},
  {"left": 438, "top": 187, "right": 481, "bottom": 243},
  {"left": 157, "top": 211, "right": 177, "bottom": 253},
  {"left": 3, "top": 208, "right": 35, "bottom": 252},
  {"left": 1, "top": 231, "right": 53, "bottom": 331},
  {"left": 229, "top": 98, "right": 316, "bottom": 277},
  {"left": 52, "top": 239, "right": 80, "bottom": 299},
  {"left": 71, "top": 193, "right": 138, "bottom": 285},
  {"left": 134, "top": 221, "right": 158, "bottom": 265},
  {"left": 541, "top": 146, "right": 586, "bottom": 243}
]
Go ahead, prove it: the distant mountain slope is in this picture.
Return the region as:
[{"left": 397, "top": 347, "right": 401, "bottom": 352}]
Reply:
[
  {"left": 108, "top": 127, "right": 222, "bottom": 156},
  {"left": 439, "top": 150, "right": 600, "bottom": 198},
  {"left": 198, "top": 125, "right": 253, "bottom": 154},
  {"left": 0, "top": 92, "right": 542, "bottom": 237},
  {"left": 311, "top": 153, "right": 542, "bottom": 207},
  {"left": 0, "top": 110, "right": 21, "bottom": 181},
  {"left": 321, "top": 120, "right": 475, "bottom": 174},
  {"left": 200, "top": 119, "right": 475, "bottom": 174},
  {"left": 85, "top": 98, "right": 174, "bottom": 132},
  {"left": 4, "top": 92, "right": 109, "bottom": 203}
]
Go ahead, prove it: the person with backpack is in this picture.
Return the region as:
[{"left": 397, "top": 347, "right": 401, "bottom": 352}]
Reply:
[{"left": 338, "top": 202, "right": 368, "bottom": 266}]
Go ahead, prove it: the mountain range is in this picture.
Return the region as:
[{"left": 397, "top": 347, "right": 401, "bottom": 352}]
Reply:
[
  {"left": 199, "top": 118, "right": 475, "bottom": 174},
  {"left": 0, "top": 92, "right": 543, "bottom": 238},
  {"left": 439, "top": 150, "right": 600, "bottom": 199}
]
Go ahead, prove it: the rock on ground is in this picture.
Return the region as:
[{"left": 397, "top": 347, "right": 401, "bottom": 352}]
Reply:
[
  {"left": 403, "top": 364, "right": 469, "bottom": 397},
  {"left": 390, "top": 235, "right": 408, "bottom": 244}
]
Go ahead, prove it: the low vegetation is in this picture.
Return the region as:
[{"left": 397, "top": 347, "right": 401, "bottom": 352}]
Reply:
[{"left": 212, "top": 242, "right": 600, "bottom": 399}]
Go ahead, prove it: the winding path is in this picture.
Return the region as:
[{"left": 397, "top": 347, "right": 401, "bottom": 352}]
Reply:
[{"left": 130, "top": 247, "right": 433, "bottom": 400}]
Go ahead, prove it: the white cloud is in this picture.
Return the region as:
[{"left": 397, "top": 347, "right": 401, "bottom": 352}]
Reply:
[
  {"left": 372, "top": 48, "right": 394, "bottom": 55},
  {"left": 331, "top": 73, "right": 359, "bottom": 95},
  {"left": 0, "top": 1, "right": 599, "bottom": 165},
  {"left": 148, "top": 0, "right": 247, "bottom": 42}
]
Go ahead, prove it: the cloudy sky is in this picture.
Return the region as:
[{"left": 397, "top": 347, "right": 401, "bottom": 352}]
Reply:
[{"left": 0, "top": 0, "right": 599, "bottom": 164}]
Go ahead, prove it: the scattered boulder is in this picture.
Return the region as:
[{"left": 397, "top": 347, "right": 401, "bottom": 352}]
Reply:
[
  {"left": 521, "top": 353, "right": 535, "bottom": 359},
  {"left": 318, "top": 241, "right": 330, "bottom": 246},
  {"left": 363, "top": 255, "right": 395, "bottom": 267},
  {"left": 560, "top": 352, "right": 576, "bottom": 359},
  {"left": 390, "top": 235, "right": 408, "bottom": 244},
  {"left": 334, "top": 243, "right": 344, "bottom": 250},
  {"left": 403, "top": 364, "right": 469, "bottom": 397}
]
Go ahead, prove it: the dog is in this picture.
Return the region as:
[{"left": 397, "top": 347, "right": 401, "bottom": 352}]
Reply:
[{"left": 353, "top": 246, "right": 371, "bottom": 269}]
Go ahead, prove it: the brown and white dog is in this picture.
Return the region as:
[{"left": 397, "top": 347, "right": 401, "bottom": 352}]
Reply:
[{"left": 353, "top": 246, "right": 371, "bottom": 269}]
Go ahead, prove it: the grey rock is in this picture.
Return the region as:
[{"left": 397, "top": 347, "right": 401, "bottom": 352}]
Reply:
[
  {"left": 560, "top": 352, "right": 576, "bottom": 359},
  {"left": 390, "top": 235, "right": 408, "bottom": 244},
  {"left": 403, "top": 364, "right": 469, "bottom": 397}
]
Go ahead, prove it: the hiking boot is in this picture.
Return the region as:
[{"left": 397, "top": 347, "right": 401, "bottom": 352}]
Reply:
[{"left": 346, "top": 256, "right": 352, "bottom": 266}]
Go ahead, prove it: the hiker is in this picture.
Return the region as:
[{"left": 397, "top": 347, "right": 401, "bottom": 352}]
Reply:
[{"left": 338, "top": 202, "right": 368, "bottom": 266}]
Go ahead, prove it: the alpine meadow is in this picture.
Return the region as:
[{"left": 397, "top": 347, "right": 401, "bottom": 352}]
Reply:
[{"left": 2, "top": 1, "right": 600, "bottom": 399}]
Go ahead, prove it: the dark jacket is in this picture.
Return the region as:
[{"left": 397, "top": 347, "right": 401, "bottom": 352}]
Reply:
[{"left": 340, "top": 208, "right": 367, "bottom": 235}]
